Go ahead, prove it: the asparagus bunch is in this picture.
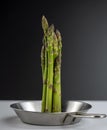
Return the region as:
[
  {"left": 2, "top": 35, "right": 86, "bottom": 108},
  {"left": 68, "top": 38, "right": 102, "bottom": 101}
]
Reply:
[{"left": 41, "top": 16, "right": 62, "bottom": 112}]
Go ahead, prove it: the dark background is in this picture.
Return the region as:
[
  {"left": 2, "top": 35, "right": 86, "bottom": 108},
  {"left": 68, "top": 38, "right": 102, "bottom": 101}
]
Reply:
[{"left": 1, "top": 0, "right": 107, "bottom": 100}]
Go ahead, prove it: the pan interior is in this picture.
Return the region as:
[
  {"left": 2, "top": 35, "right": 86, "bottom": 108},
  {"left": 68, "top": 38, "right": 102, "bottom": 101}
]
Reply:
[
  {"left": 11, "top": 101, "right": 92, "bottom": 113},
  {"left": 62, "top": 101, "right": 92, "bottom": 112}
]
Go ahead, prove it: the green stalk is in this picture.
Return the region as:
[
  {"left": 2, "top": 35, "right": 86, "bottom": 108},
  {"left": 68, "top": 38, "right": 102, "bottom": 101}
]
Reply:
[
  {"left": 52, "top": 30, "right": 62, "bottom": 112},
  {"left": 41, "top": 45, "right": 45, "bottom": 112},
  {"left": 41, "top": 43, "right": 48, "bottom": 112},
  {"left": 45, "top": 25, "right": 54, "bottom": 112},
  {"left": 41, "top": 16, "right": 48, "bottom": 112}
]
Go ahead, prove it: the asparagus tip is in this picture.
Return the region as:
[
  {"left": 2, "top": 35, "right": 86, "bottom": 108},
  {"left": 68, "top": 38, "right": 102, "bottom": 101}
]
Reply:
[
  {"left": 56, "top": 29, "right": 62, "bottom": 41},
  {"left": 42, "top": 15, "right": 49, "bottom": 32}
]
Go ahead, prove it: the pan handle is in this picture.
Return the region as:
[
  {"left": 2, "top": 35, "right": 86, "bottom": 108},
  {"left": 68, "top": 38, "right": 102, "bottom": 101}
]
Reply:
[
  {"left": 69, "top": 112, "right": 107, "bottom": 118},
  {"left": 62, "top": 112, "right": 107, "bottom": 124}
]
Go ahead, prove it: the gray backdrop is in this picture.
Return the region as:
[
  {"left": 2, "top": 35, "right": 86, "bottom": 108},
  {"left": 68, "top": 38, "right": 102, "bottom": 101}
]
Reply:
[{"left": 2, "top": 0, "right": 107, "bottom": 100}]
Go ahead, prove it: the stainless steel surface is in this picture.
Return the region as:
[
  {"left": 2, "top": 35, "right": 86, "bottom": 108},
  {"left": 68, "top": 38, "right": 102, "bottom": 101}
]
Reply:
[
  {"left": 63, "top": 112, "right": 107, "bottom": 124},
  {"left": 70, "top": 112, "right": 107, "bottom": 118},
  {"left": 10, "top": 101, "right": 107, "bottom": 126}
]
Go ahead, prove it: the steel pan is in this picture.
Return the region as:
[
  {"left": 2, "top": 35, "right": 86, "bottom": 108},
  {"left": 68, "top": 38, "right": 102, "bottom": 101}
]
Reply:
[{"left": 10, "top": 101, "right": 106, "bottom": 126}]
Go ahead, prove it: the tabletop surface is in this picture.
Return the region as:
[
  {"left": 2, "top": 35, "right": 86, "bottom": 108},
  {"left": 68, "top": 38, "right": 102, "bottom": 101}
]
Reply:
[{"left": 0, "top": 100, "right": 107, "bottom": 130}]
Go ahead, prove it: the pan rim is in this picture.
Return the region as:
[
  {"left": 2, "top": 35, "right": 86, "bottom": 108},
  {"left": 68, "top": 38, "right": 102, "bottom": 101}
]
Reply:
[{"left": 10, "top": 100, "right": 92, "bottom": 114}]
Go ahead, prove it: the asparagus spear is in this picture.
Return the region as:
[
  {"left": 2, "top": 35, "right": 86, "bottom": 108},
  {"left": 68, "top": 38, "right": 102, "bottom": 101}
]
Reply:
[
  {"left": 41, "top": 16, "right": 48, "bottom": 112},
  {"left": 41, "top": 43, "right": 48, "bottom": 112},
  {"left": 52, "top": 30, "right": 62, "bottom": 112},
  {"left": 45, "top": 25, "right": 54, "bottom": 112},
  {"left": 41, "top": 16, "right": 54, "bottom": 112}
]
